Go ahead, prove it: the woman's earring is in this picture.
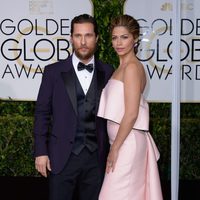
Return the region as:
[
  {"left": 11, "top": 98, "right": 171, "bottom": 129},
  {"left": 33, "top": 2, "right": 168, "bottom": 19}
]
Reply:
[{"left": 133, "top": 41, "right": 138, "bottom": 47}]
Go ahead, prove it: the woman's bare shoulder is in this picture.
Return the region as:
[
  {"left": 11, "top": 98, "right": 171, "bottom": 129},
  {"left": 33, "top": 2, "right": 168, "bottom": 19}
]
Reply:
[
  {"left": 124, "top": 60, "right": 146, "bottom": 90},
  {"left": 124, "top": 60, "right": 142, "bottom": 77}
]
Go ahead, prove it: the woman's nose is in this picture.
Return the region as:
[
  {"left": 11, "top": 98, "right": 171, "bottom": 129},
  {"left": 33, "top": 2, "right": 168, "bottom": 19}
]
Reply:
[{"left": 117, "top": 38, "right": 122, "bottom": 45}]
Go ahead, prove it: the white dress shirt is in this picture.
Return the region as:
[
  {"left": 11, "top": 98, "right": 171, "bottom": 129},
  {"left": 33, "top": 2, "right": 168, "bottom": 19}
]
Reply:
[{"left": 72, "top": 53, "right": 95, "bottom": 95}]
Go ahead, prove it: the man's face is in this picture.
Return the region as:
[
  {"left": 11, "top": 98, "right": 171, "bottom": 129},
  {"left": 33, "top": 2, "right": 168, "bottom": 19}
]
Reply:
[{"left": 71, "top": 23, "right": 98, "bottom": 63}]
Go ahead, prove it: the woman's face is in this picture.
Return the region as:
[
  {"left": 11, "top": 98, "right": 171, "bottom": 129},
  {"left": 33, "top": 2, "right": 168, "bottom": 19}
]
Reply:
[{"left": 111, "top": 26, "right": 135, "bottom": 56}]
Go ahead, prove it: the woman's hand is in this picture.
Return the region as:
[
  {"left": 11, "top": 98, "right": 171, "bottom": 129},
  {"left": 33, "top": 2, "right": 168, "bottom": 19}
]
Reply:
[{"left": 106, "top": 146, "right": 119, "bottom": 173}]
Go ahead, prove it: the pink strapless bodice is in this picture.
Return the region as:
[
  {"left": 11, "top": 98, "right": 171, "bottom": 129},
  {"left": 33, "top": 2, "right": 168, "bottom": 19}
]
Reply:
[{"left": 97, "top": 79, "right": 149, "bottom": 131}]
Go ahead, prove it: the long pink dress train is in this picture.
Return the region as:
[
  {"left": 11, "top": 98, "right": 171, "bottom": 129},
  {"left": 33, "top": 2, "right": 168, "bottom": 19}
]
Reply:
[{"left": 97, "top": 79, "right": 163, "bottom": 200}]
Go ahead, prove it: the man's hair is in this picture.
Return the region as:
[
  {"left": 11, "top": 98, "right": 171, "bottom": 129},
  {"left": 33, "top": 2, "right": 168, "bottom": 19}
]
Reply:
[{"left": 70, "top": 14, "right": 98, "bottom": 36}]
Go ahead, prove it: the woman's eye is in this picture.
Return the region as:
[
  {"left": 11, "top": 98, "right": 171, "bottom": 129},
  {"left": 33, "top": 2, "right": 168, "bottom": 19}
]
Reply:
[{"left": 121, "top": 36, "right": 128, "bottom": 39}]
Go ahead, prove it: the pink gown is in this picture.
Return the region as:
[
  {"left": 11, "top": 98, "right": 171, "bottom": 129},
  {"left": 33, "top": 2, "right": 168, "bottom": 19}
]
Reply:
[{"left": 97, "top": 79, "right": 163, "bottom": 200}]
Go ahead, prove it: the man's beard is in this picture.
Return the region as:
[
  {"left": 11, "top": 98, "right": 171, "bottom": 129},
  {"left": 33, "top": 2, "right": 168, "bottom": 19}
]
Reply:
[{"left": 73, "top": 45, "right": 96, "bottom": 60}]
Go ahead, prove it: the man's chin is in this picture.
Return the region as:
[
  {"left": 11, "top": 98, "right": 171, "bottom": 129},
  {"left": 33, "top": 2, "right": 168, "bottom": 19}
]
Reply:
[{"left": 76, "top": 51, "right": 93, "bottom": 60}]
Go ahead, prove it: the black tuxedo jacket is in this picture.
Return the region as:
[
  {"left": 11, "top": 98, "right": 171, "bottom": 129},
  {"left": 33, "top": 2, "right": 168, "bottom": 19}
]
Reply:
[{"left": 33, "top": 55, "right": 114, "bottom": 174}]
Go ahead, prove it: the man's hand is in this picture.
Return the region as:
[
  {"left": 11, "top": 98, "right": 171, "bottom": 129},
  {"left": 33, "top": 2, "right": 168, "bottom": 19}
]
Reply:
[{"left": 35, "top": 155, "right": 51, "bottom": 177}]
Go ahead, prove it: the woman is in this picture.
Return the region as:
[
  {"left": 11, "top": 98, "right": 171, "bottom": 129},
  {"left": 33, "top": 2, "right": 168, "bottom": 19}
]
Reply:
[{"left": 97, "top": 15, "right": 163, "bottom": 200}]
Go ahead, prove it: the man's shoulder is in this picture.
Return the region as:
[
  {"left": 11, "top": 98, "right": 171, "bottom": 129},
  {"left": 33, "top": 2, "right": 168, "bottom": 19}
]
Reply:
[
  {"left": 44, "top": 57, "right": 72, "bottom": 71},
  {"left": 96, "top": 59, "right": 114, "bottom": 71}
]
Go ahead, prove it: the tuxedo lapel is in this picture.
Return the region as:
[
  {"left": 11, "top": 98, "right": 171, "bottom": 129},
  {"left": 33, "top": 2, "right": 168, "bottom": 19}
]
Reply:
[{"left": 61, "top": 68, "right": 78, "bottom": 115}]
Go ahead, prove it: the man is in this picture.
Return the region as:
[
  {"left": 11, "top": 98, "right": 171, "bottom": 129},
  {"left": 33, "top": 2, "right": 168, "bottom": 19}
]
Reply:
[{"left": 33, "top": 14, "right": 114, "bottom": 200}]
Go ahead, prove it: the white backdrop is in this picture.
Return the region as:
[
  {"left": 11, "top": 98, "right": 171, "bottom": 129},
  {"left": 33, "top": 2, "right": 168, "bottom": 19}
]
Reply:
[
  {"left": 1, "top": 0, "right": 199, "bottom": 102},
  {"left": 0, "top": 0, "right": 92, "bottom": 100},
  {"left": 125, "top": 0, "right": 200, "bottom": 102}
]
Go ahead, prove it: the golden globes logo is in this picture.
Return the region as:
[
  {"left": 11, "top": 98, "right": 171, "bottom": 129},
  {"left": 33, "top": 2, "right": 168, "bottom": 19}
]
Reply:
[
  {"left": 161, "top": 3, "right": 172, "bottom": 11},
  {"left": 29, "top": 0, "right": 54, "bottom": 15},
  {"left": 1, "top": 18, "right": 72, "bottom": 79},
  {"left": 161, "top": 2, "right": 193, "bottom": 11},
  {"left": 137, "top": 15, "right": 200, "bottom": 81},
  {"left": 1, "top": 0, "right": 72, "bottom": 79},
  {"left": 0, "top": 0, "right": 93, "bottom": 100}
]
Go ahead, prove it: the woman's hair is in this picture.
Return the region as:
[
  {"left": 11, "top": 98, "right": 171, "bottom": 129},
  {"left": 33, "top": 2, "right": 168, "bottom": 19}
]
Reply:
[{"left": 110, "top": 14, "right": 140, "bottom": 54}]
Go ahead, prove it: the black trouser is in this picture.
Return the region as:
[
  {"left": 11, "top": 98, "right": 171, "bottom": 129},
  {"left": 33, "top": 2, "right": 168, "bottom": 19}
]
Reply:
[{"left": 49, "top": 148, "right": 102, "bottom": 200}]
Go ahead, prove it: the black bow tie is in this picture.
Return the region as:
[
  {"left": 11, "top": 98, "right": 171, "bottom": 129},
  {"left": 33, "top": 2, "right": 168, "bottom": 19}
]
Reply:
[{"left": 77, "top": 62, "right": 94, "bottom": 73}]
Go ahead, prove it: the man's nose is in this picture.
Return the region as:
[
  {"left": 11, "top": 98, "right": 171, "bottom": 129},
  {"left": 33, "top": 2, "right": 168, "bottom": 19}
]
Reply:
[{"left": 81, "top": 36, "right": 86, "bottom": 45}]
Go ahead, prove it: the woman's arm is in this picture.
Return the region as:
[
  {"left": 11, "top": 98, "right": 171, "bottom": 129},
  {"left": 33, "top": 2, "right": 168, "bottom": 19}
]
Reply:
[{"left": 106, "top": 62, "right": 143, "bottom": 173}]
